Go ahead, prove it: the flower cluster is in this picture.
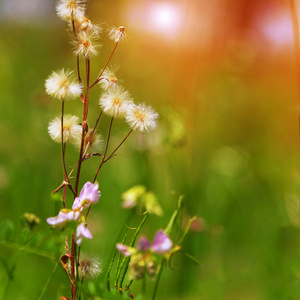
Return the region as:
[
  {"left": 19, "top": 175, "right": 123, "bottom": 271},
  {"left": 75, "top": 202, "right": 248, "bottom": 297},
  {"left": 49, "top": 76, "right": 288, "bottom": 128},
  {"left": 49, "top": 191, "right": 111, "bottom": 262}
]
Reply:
[
  {"left": 47, "top": 181, "right": 100, "bottom": 245},
  {"left": 116, "top": 230, "right": 179, "bottom": 280}
]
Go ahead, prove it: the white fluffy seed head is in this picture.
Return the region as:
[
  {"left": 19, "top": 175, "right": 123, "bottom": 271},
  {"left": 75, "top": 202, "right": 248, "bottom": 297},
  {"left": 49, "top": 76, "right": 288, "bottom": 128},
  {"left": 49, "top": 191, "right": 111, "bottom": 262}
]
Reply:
[
  {"left": 45, "top": 69, "right": 82, "bottom": 100},
  {"left": 79, "top": 254, "right": 102, "bottom": 279},
  {"left": 125, "top": 103, "right": 159, "bottom": 133},
  {"left": 48, "top": 115, "right": 81, "bottom": 143},
  {"left": 56, "top": 0, "right": 86, "bottom": 22},
  {"left": 74, "top": 31, "right": 99, "bottom": 58},
  {"left": 108, "top": 26, "right": 127, "bottom": 43},
  {"left": 99, "top": 86, "right": 133, "bottom": 118},
  {"left": 100, "top": 68, "right": 118, "bottom": 90}
]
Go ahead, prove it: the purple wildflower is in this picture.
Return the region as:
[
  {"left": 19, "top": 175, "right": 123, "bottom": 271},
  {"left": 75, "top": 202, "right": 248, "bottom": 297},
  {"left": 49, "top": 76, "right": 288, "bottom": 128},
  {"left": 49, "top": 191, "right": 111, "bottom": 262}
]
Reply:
[{"left": 75, "top": 223, "right": 93, "bottom": 245}]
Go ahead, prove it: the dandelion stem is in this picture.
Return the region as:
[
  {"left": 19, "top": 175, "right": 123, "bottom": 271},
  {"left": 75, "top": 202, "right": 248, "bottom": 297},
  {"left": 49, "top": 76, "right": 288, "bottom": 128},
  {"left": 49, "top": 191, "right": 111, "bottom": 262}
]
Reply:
[{"left": 90, "top": 41, "right": 119, "bottom": 88}]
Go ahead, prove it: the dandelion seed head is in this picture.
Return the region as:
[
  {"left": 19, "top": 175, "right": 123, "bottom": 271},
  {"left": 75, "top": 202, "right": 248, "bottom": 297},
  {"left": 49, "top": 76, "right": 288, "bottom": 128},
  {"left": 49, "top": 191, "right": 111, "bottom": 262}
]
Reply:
[
  {"left": 126, "top": 103, "right": 158, "bottom": 133},
  {"left": 100, "top": 68, "right": 118, "bottom": 90},
  {"left": 79, "top": 254, "right": 102, "bottom": 279},
  {"left": 48, "top": 115, "right": 81, "bottom": 143},
  {"left": 56, "top": 0, "right": 86, "bottom": 22},
  {"left": 45, "top": 69, "right": 82, "bottom": 100},
  {"left": 108, "top": 26, "right": 128, "bottom": 43},
  {"left": 99, "top": 86, "right": 133, "bottom": 118},
  {"left": 75, "top": 31, "right": 99, "bottom": 58}
]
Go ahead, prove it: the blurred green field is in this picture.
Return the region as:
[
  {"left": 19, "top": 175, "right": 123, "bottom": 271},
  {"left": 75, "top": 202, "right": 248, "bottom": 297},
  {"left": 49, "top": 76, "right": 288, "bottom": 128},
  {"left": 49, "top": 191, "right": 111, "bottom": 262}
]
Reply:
[{"left": 0, "top": 0, "right": 300, "bottom": 299}]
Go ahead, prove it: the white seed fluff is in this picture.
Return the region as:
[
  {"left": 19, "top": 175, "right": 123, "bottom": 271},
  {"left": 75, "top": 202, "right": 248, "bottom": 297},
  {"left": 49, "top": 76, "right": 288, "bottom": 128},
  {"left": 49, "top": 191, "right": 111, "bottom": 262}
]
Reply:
[
  {"left": 125, "top": 103, "right": 158, "bottom": 133},
  {"left": 99, "top": 86, "right": 133, "bottom": 118},
  {"left": 56, "top": 0, "right": 86, "bottom": 22},
  {"left": 48, "top": 115, "right": 81, "bottom": 143},
  {"left": 45, "top": 69, "right": 82, "bottom": 100}
]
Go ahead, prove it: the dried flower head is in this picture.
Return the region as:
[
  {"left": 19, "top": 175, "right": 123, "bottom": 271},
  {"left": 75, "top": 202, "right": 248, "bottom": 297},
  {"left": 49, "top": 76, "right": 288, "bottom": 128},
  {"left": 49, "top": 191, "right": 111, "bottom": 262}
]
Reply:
[
  {"left": 100, "top": 68, "right": 118, "bottom": 90},
  {"left": 74, "top": 16, "right": 102, "bottom": 35},
  {"left": 45, "top": 69, "right": 82, "bottom": 100},
  {"left": 48, "top": 115, "right": 81, "bottom": 143},
  {"left": 56, "top": 0, "right": 85, "bottom": 22},
  {"left": 108, "top": 26, "right": 127, "bottom": 43},
  {"left": 71, "top": 128, "right": 104, "bottom": 153},
  {"left": 75, "top": 32, "right": 99, "bottom": 58},
  {"left": 99, "top": 86, "right": 133, "bottom": 118},
  {"left": 126, "top": 103, "right": 158, "bottom": 133},
  {"left": 79, "top": 254, "right": 102, "bottom": 279}
]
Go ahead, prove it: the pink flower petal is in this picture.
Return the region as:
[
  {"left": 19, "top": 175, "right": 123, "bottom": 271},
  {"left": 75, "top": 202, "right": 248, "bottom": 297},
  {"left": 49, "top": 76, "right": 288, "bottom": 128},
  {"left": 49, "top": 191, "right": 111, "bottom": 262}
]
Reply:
[{"left": 151, "top": 230, "right": 173, "bottom": 255}]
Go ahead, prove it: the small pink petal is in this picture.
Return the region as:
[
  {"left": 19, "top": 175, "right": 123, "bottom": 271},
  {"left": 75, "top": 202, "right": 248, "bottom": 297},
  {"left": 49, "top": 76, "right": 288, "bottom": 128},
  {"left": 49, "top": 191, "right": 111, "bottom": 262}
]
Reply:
[
  {"left": 75, "top": 223, "right": 93, "bottom": 245},
  {"left": 151, "top": 230, "right": 173, "bottom": 255},
  {"left": 116, "top": 243, "right": 132, "bottom": 257}
]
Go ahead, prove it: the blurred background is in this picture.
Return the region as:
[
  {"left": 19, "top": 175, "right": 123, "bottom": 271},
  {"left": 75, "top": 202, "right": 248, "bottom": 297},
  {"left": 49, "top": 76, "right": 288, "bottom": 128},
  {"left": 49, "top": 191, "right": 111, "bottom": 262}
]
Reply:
[{"left": 0, "top": 0, "right": 300, "bottom": 299}]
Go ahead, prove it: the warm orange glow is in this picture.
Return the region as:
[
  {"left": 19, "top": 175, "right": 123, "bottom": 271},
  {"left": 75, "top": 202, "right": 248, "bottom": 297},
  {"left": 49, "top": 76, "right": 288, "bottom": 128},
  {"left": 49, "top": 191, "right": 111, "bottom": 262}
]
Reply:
[{"left": 129, "top": 2, "right": 184, "bottom": 40}]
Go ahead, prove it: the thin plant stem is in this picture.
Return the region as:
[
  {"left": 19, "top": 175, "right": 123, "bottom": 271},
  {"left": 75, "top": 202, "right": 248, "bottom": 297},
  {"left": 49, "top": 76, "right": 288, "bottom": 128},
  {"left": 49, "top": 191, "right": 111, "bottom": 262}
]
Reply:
[
  {"left": 90, "top": 42, "right": 119, "bottom": 89},
  {"left": 152, "top": 259, "right": 165, "bottom": 300},
  {"left": 104, "top": 129, "right": 134, "bottom": 164},
  {"left": 71, "top": 232, "right": 77, "bottom": 300},
  {"left": 118, "top": 213, "right": 149, "bottom": 289},
  {"left": 38, "top": 258, "right": 59, "bottom": 300},
  {"left": 93, "top": 117, "right": 114, "bottom": 182},
  {"left": 75, "top": 58, "right": 90, "bottom": 196}
]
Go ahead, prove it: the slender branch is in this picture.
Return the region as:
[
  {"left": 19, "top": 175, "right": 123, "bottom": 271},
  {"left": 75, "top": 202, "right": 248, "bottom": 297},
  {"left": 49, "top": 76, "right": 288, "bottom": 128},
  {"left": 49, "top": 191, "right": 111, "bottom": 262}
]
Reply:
[
  {"left": 75, "top": 58, "right": 90, "bottom": 196},
  {"left": 93, "top": 118, "right": 114, "bottom": 182},
  {"left": 104, "top": 129, "right": 134, "bottom": 163},
  {"left": 152, "top": 259, "right": 165, "bottom": 300},
  {"left": 71, "top": 232, "right": 77, "bottom": 300},
  {"left": 90, "top": 42, "right": 119, "bottom": 89}
]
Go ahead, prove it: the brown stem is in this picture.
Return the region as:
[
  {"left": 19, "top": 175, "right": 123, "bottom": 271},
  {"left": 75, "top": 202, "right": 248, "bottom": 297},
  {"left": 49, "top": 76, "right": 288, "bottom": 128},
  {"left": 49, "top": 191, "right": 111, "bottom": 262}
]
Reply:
[
  {"left": 71, "top": 232, "right": 77, "bottom": 300},
  {"left": 90, "top": 42, "right": 119, "bottom": 89},
  {"left": 104, "top": 129, "right": 134, "bottom": 163},
  {"left": 75, "top": 58, "right": 90, "bottom": 196},
  {"left": 93, "top": 118, "right": 114, "bottom": 182}
]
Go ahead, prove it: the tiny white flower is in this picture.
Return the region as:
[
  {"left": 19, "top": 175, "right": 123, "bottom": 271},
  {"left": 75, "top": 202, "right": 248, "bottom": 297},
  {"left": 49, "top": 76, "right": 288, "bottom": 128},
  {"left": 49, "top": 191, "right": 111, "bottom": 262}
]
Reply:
[
  {"left": 108, "top": 26, "right": 127, "bottom": 43},
  {"left": 56, "top": 0, "right": 85, "bottom": 22},
  {"left": 126, "top": 103, "right": 158, "bottom": 133},
  {"left": 48, "top": 115, "right": 81, "bottom": 143},
  {"left": 99, "top": 86, "right": 133, "bottom": 118},
  {"left": 45, "top": 69, "right": 82, "bottom": 100}
]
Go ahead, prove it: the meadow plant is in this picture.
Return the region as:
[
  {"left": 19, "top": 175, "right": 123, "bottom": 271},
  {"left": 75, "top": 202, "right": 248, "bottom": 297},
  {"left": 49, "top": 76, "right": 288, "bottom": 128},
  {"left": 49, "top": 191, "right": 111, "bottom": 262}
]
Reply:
[{"left": 44, "top": 1, "right": 194, "bottom": 299}]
